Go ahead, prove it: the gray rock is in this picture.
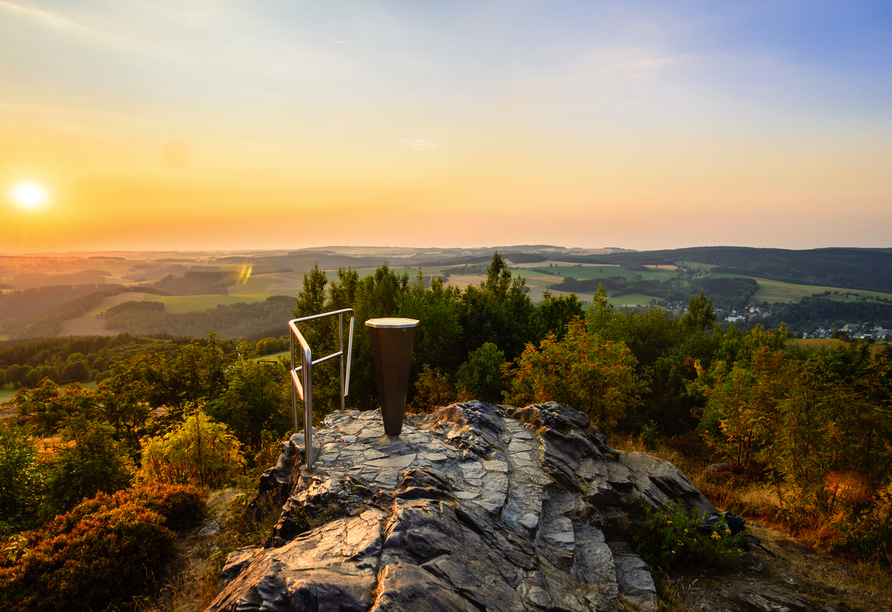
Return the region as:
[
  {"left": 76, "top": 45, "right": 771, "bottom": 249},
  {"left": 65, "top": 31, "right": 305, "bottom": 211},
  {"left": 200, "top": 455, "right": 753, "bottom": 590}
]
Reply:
[{"left": 209, "top": 402, "right": 719, "bottom": 612}]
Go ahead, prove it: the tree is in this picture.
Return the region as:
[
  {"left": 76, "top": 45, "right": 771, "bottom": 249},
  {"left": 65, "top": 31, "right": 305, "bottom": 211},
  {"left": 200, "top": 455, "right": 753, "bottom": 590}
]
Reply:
[
  {"left": 114, "top": 334, "right": 234, "bottom": 424},
  {"left": 503, "top": 318, "right": 644, "bottom": 431},
  {"left": 3, "top": 364, "right": 25, "bottom": 389},
  {"left": 399, "top": 273, "right": 464, "bottom": 377},
  {"left": 136, "top": 409, "right": 244, "bottom": 488},
  {"left": 207, "top": 357, "right": 291, "bottom": 455},
  {"left": 530, "top": 291, "right": 584, "bottom": 343},
  {"left": 456, "top": 343, "right": 506, "bottom": 404},
  {"left": 0, "top": 422, "right": 44, "bottom": 534},
  {"left": 42, "top": 416, "right": 133, "bottom": 518},
  {"left": 684, "top": 290, "right": 717, "bottom": 332},
  {"left": 459, "top": 252, "right": 533, "bottom": 363},
  {"left": 61, "top": 360, "right": 90, "bottom": 384}
]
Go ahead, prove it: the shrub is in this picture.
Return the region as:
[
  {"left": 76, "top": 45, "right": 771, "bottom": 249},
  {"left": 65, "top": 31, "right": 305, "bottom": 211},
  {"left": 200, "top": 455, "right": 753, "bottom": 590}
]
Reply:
[
  {"left": 0, "top": 484, "right": 205, "bottom": 611},
  {"left": 411, "top": 364, "right": 456, "bottom": 413},
  {"left": 456, "top": 342, "right": 506, "bottom": 404},
  {"left": 1, "top": 500, "right": 175, "bottom": 612},
  {"left": 137, "top": 409, "right": 244, "bottom": 488},
  {"left": 124, "top": 483, "right": 207, "bottom": 531},
  {"left": 628, "top": 500, "right": 749, "bottom": 573}
]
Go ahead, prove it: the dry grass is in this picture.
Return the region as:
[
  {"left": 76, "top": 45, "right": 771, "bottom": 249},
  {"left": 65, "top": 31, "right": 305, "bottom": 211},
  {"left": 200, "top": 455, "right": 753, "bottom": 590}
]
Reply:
[
  {"left": 634, "top": 438, "right": 892, "bottom": 611},
  {"left": 134, "top": 487, "right": 284, "bottom": 612}
]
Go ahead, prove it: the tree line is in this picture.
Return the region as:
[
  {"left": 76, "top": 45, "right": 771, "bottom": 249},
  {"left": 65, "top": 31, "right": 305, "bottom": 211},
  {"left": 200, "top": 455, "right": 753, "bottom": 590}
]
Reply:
[{"left": 2, "top": 252, "right": 890, "bottom": 570}]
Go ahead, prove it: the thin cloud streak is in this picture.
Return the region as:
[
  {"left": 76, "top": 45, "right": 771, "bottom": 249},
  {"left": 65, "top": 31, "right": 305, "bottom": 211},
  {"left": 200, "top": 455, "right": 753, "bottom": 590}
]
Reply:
[{"left": 0, "top": 1, "right": 93, "bottom": 32}]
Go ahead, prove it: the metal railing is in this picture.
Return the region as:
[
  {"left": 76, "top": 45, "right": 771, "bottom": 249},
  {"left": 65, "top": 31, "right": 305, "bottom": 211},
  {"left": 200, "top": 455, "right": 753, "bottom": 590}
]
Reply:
[{"left": 288, "top": 308, "right": 354, "bottom": 470}]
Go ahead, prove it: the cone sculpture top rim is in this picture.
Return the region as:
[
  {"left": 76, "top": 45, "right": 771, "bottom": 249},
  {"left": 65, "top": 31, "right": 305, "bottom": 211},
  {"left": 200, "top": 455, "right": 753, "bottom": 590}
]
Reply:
[{"left": 364, "top": 317, "right": 419, "bottom": 328}]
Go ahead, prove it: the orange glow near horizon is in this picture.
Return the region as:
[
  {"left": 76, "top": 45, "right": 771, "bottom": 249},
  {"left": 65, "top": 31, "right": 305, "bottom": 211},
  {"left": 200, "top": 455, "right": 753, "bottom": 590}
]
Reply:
[{"left": 1, "top": 3, "right": 890, "bottom": 254}]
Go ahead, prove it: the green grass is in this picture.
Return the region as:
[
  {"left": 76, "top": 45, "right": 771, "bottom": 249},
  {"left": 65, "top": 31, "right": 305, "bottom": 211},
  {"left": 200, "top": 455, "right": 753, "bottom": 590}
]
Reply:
[
  {"left": 0, "top": 385, "right": 16, "bottom": 403},
  {"left": 252, "top": 350, "right": 290, "bottom": 362},
  {"left": 752, "top": 278, "right": 892, "bottom": 303},
  {"left": 227, "top": 275, "right": 277, "bottom": 295},
  {"left": 522, "top": 276, "right": 561, "bottom": 288},
  {"left": 608, "top": 293, "right": 656, "bottom": 307},
  {"left": 544, "top": 265, "right": 633, "bottom": 281},
  {"left": 157, "top": 294, "right": 272, "bottom": 313}
]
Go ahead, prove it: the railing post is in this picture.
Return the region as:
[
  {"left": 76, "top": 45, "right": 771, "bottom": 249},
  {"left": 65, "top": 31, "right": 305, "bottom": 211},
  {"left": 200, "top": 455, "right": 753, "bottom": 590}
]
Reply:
[
  {"left": 288, "top": 308, "right": 354, "bottom": 471},
  {"left": 303, "top": 351, "right": 313, "bottom": 468}
]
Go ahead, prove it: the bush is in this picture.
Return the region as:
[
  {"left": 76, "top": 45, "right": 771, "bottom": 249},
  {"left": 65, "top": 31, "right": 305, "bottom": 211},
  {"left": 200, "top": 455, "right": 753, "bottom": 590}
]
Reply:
[
  {"left": 628, "top": 500, "right": 749, "bottom": 573},
  {"left": 125, "top": 484, "right": 207, "bottom": 531},
  {"left": 456, "top": 342, "right": 506, "bottom": 404},
  {"left": 410, "top": 364, "right": 456, "bottom": 413},
  {"left": 503, "top": 318, "right": 644, "bottom": 431},
  {"left": 1, "top": 499, "right": 176, "bottom": 612},
  {"left": 137, "top": 409, "right": 244, "bottom": 488}
]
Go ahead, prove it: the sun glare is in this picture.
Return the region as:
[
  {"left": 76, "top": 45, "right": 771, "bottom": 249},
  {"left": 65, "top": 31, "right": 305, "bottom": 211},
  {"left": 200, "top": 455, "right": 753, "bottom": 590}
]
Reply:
[{"left": 11, "top": 182, "right": 49, "bottom": 210}]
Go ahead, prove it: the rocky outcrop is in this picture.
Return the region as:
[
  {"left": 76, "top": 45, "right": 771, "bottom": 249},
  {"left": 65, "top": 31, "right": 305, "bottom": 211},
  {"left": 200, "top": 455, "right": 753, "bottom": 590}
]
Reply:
[{"left": 207, "top": 401, "right": 717, "bottom": 612}]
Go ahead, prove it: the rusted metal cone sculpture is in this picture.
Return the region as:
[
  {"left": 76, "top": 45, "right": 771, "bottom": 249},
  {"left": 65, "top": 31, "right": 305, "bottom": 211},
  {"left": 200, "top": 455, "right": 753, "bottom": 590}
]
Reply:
[{"left": 365, "top": 317, "right": 419, "bottom": 438}]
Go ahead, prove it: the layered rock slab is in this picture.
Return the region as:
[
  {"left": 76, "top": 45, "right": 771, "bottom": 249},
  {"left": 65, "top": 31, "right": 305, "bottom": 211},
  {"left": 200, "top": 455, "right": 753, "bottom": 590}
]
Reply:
[{"left": 209, "top": 401, "right": 716, "bottom": 612}]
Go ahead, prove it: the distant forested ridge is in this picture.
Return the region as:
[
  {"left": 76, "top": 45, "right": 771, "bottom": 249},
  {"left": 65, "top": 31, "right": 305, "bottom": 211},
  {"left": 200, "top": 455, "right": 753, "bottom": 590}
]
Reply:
[
  {"left": 555, "top": 247, "right": 892, "bottom": 293},
  {"left": 0, "top": 286, "right": 170, "bottom": 340},
  {"left": 152, "top": 271, "right": 237, "bottom": 295},
  {"left": 0, "top": 284, "right": 118, "bottom": 320},
  {"left": 102, "top": 295, "right": 295, "bottom": 339},
  {"left": 773, "top": 296, "right": 892, "bottom": 333}
]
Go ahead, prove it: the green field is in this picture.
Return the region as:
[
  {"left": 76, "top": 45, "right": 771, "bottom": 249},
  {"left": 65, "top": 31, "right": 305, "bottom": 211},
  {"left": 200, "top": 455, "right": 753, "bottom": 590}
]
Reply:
[
  {"left": 158, "top": 294, "right": 274, "bottom": 313},
  {"left": 539, "top": 265, "right": 632, "bottom": 281},
  {"left": 608, "top": 293, "right": 656, "bottom": 307},
  {"left": 522, "top": 276, "right": 561, "bottom": 289},
  {"left": 753, "top": 278, "right": 892, "bottom": 304},
  {"left": 0, "top": 385, "right": 16, "bottom": 403}
]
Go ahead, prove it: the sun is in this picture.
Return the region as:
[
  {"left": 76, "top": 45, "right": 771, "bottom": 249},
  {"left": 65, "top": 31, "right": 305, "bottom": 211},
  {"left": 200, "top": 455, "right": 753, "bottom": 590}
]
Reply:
[{"left": 11, "top": 182, "right": 49, "bottom": 210}]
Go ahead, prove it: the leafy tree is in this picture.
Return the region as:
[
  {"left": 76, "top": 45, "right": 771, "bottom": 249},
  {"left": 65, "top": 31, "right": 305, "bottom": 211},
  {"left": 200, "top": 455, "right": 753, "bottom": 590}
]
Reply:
[
  {"left": 23, "top": 366, "right": 60, "bottom": 388},
  {"left": 14, "top": 380, "right": 150, "bottom": 461},
  {"left": 399, "top": 273, "right": 464, "bottom": 377},
  {"left": 503, "top": 318, "right": 644, "bottom": 431},
  {"left": 456, "top": 342, "right": 507, "bottom": 404},
  {"left": 136, "top": 409, "right": 244, "bottom": 488},
  {"left": 0, "top": 423, "right": 44, "bottom": 535},
  {"left": 42, "top": 417, "right": 133, "bottom": 518},
  {"left": 459, "top": 252, "right": 533, "bottom": 363},
  {"left": 3, "top": 364, "right": 25, "bottom": 388},
  {"left": 114, "top": 334, "right": 235, "bottom": 424},
  {"left": 207, "top": 357, "right": 291, "bottom": 455},
  {"left": 61, "top": 360, "right": 89, "bottom": 383},
  {"left": 530, "top": 291, "right": 585, "bottom": 343}
]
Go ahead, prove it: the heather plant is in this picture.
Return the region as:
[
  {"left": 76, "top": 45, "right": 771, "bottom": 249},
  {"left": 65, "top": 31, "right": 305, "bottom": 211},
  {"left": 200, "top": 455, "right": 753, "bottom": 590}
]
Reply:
[{"left": 0, "top": 486, "right": 198, "bottom": 612}]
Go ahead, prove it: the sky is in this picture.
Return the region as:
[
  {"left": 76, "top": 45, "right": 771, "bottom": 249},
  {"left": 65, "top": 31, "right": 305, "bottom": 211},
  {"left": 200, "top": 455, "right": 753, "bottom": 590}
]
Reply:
[{"left": 2, "top": 1, "right": 891, "bottom": 254}]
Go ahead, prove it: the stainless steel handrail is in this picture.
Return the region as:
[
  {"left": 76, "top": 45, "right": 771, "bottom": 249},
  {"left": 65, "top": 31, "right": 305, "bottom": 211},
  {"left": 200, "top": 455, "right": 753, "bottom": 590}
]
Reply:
[{"left": 288, "top": 308, "right": 354, "bottom": 470}]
